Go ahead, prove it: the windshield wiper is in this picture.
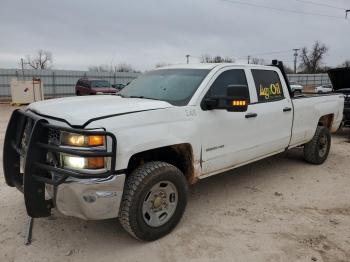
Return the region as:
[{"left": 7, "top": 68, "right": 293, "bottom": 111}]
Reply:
[{"left": 128, "top": 95, "right": 161, "bottom": 101}]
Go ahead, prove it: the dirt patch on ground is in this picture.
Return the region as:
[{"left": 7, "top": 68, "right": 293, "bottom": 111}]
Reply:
[{"left": 0, "top": 104, "right": 350, "bottom": 262}]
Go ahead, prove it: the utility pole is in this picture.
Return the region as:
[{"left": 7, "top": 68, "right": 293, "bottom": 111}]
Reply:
[
  {"left": 247, "top": 55, "right": 251, "bottom": 64},
  {"left": 293, "top": 49, "right": 300, "bottom": 74},
  {"left": 186, "top": 55, "right": 190, "bottom": 64},
  {"left": 21, "top": 58, "right": 25, "bottom": 79}
]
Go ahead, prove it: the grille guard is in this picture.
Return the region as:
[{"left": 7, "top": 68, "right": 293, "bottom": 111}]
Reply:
[{"left": 3, "top": 109, "right": 117, "bottom": 218}]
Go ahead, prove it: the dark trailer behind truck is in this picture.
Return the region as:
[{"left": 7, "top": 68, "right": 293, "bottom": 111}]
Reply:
[{"left": 328, "top": 67, "right": 350, "bottom": 127}]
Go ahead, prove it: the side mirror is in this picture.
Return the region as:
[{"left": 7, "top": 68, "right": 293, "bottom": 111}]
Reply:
[
  {"left": 203, "top": 98, "right": 218, "bottom": 110},
  {"left": 202, "top": 85, "right": 249, "bottom": 112},
  {"left": 226, "top": 85, "right": 249, "bottom": 112}
]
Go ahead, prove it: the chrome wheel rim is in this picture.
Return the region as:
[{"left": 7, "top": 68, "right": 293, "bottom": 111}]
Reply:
[
  {"left": 318, "top": 133, "right": 328, "bottom": 157},
  {"left": 142, "top": 181, "right": 178, "bottom": 227}
]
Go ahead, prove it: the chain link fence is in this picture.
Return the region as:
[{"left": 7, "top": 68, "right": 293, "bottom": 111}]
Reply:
[
  {"left": 287, "top": 73, "right": 331, "bottom": 90},
  {"left": 0, "top": 68, "right": 140, "bottom": 100}
]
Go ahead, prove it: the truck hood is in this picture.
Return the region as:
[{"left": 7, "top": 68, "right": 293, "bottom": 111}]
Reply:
[
  {"left": 28, "top": 95, "right": 172, "bottom": 126},
  {"left": 328, "top": 67, "right": 350, "bottom": 91}
]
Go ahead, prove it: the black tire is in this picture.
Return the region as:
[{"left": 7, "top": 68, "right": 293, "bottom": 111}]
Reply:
[
  {"left": 76, "top": 91, "right": 81, "bottom": 96},
  {"left": 119, "top": 161, "right": 188, "bottom": 241},
  {"left": 303, "top": 126, "right": 331, "bottom": 165}
]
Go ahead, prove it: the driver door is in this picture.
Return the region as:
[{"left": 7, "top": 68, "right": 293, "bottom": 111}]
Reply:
[{"left": 199, "top": 68, "right": 258, "bottom": 175}]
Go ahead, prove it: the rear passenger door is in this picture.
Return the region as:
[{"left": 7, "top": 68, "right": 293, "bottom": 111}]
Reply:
[{"left": 246, "top": 69, "right": 293, "bottom": 158}]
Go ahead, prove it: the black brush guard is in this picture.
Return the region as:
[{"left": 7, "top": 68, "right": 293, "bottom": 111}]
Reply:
[{"left": 3, "top": 109, "right": 117, "bottom": 218}]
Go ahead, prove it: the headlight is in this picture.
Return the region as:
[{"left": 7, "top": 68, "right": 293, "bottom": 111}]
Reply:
[
  {"left": 61, "top": 132, "right": 105, "bottom": 147},
  {"left": 62, "top": 155, "right": 105, "bottom": 170}
]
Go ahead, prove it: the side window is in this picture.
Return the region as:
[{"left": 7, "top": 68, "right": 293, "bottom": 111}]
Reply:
[
  {"left": 251, "top": 69, "right": 284, "bottom": 102},
  {"left": 82, "top": 80, "right": 90, "bottom": 88},
  {"left": 208, "top": 69, "right": 250, "bottom": 101}
]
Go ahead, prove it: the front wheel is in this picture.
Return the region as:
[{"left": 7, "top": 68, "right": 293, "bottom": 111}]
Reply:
[
  {"left": 119, "top": 161, "right": 188, "bottom": 241},
  {"left": 303, "top": 126, "right": 331, "bottom": 164}
]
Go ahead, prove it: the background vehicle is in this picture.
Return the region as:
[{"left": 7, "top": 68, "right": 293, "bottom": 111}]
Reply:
[
  {"left": 328, "top": 67, "right": 350, "bottom": 127},
  {"left": 75, "top": 78, "right": 117, "bottom": 95},
  {"left": 315, "top": 84, "right": 332, "bottom": 93},
  {"left": 3, "top": 61, "right": 344, "bottom": 241},
  {"left": 289, "top": 81, "right": 303, "bottom": 94}
]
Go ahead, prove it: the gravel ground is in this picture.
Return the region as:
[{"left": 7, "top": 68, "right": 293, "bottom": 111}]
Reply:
[{"left": 0, "top": 103, "right": 350, "bottom": 262}]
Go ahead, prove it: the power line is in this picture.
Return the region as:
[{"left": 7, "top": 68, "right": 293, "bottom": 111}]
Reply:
[
  {"left": 236, "top": 49, "right": 296, "bottom": 60},
  {"left": 248, "top": 49, "right": 293, "bottom": 57},
  {"left": 294, "top": 0, "right": 346, "bottom": 11},
  {"left": 218, "top": 0, "right": 345, "bottom": 19}
]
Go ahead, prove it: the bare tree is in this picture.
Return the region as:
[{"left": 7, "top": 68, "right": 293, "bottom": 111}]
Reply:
[
  {"left": 200, "top": 54, "right": 213, "bottom": 63},
  {"left": 115, "top": 63, "right": 138, "bottom": 72},
  {"left": 24, "top": 49, "right": 53, "bottom": 69},
  {"left": 88, "top": 64, "right": 110, "bottom": 72},
  {"left": 340, "top": 60, "right": 350, "bottom": 67},
  {"left": 155, "top": 62, "right": 171, "bottom": 68},
  {"left": 250, "top": 57, "right": 266, "bottom": 65},
  {"left": 88, "top": 63, "right": 140, "bottom": 73},
  {"left": 200, "top": 54, "right": 233, "bottom": 63},
  {"left": 299, "top": 41, "right": 328, "bottom": 73}
]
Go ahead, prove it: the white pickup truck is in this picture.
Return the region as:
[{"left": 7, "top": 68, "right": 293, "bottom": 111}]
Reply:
[{"left": 3, "top": 61, "right": 344, "bottom": 241}]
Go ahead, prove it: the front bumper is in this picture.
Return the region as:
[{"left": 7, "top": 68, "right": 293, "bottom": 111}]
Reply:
[
  {"left": 51, "top": 174, "right": 125, "bottom": 220},
  {"left": 3, "top": 109, "right": 124, "bottom": 220}
]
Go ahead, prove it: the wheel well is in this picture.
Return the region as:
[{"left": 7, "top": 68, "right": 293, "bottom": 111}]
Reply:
[
  {"left": 318, "top": 114, "right": 333, "bottom": 129},
  {"left": 127, "top": 143, "right": 197, "bottom": 184}
]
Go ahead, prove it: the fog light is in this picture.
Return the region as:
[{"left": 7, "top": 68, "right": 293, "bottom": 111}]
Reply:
[{"left": 63, "top": 155, "right": 105, "bottom": 170}]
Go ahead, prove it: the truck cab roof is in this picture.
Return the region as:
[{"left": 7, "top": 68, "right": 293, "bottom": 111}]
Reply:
[{"left": 157, "top": 63, "right": 275, "bottom": 71}]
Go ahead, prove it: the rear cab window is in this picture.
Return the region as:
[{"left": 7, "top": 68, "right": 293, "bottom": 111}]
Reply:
[{"left": 251, "top": 69, "right": 284, "bottom": 102}]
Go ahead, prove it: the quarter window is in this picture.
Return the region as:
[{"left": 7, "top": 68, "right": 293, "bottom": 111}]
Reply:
[{"left": 252, "top": 69, "right": 284, "bottom": 102}]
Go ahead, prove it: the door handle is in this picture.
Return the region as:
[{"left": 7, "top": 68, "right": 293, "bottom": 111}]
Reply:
[
  {"left": 245, "top": 113, "right": 258, "bottom": 119},
  {"left": 283, "top": 107, "right": 292, "bottom": 112}
]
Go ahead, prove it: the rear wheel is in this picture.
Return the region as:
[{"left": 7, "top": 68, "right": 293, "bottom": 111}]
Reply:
[
  {"left": 119, "top": 161, "right": 188, "bottom": 241},
  {"left": 303, "top": 126, "right": 331, "bottom": 164},
  {"left": 76, "top": 91, "right": 81, "bottom": 96}
]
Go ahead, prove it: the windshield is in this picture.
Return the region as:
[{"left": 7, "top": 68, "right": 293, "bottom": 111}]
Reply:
[
  {"left": 91, "top": 80, "right": 111, "bottom": 88},
  {"left": 119, "top": 69, "right": 209, "bottom": 106}
]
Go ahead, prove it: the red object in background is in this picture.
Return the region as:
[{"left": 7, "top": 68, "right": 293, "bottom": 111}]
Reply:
[{"left": 75, "top": 78, "right": 117, "bottom": 96}]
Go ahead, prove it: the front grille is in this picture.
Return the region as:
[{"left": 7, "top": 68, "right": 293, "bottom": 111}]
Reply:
[
  {"left": 48, "top": 128, "right": 61, "bottom": 145},
  {"left": 4, "top": 109, "right": 117, "bottom": 218}
]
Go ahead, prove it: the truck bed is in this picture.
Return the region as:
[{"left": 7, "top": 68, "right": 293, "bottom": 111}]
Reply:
[
  {"left": 293, "top": 92, "right": 342, "bottom": 99},
  {"left": 289, "top": 92, "right": 344, "bottom": 147}
]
